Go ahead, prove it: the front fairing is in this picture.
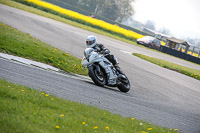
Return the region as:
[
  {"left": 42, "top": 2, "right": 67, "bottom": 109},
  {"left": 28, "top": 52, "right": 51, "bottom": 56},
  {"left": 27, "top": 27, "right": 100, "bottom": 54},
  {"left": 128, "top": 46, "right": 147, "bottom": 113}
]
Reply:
[
  {"left": 81, "top": 51, "right": 103, "bottom": 68},
  {"left": 89, "top": 52, "right": 98, "bottom": 62},
  {"left": 81, "top": 57, "right": 89, "bottom": 68}
]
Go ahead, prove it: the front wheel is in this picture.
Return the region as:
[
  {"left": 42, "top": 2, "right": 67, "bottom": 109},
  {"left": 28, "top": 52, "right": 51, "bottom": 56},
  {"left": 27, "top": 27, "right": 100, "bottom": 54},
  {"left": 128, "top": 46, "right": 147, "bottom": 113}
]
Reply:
[
  {"left": 117, "top": 74, "right": 130, "bottom": 93},
  {"left": 88, "top": 65, "right": 106, "bottom": 87}
]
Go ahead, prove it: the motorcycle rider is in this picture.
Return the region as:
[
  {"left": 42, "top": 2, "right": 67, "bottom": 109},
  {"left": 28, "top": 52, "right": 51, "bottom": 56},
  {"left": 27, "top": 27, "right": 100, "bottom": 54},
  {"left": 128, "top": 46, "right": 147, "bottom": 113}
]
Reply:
[{"left": 86, "top": 35, "right": 123, "bottom": 74}]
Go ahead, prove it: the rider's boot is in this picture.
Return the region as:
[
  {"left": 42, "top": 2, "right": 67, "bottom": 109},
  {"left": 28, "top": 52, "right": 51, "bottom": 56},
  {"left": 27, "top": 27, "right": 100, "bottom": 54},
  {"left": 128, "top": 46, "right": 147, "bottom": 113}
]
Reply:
[{"left": 115, "top": 65, "right": 124, "bottom": 74}]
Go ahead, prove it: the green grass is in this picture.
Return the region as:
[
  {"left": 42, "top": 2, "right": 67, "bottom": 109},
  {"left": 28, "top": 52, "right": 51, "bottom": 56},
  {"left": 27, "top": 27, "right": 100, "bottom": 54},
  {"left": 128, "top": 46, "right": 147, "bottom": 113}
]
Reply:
[
  {"left": 133, "top": 53, "right": 200, "bottom": 80},
  {"left": 0, "top": 79, "right": 179, "bottom": 133},
  {"left": 0, "top": 22, "right": 87, "bottom": 75}
]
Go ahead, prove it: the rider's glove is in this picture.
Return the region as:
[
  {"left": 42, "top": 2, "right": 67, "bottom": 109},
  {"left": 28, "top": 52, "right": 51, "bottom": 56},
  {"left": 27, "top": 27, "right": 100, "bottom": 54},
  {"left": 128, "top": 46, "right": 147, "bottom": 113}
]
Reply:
[{"left": 100, "top": 49, "right": 110, "bottom": 55}]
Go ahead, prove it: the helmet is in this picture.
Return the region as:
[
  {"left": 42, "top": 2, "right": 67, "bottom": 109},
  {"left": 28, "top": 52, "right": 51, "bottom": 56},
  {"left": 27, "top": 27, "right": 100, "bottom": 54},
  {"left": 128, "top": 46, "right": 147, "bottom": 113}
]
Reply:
[{"left": 86, "top": 35, "right": 97, "bottom": 48}]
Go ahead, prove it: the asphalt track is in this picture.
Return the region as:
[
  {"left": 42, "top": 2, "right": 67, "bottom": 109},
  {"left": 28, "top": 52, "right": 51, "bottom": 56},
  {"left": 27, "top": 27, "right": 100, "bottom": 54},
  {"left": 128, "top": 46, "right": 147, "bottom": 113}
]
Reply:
[{"left": 0, "top": 4, "right": 200, "bottom": 133}]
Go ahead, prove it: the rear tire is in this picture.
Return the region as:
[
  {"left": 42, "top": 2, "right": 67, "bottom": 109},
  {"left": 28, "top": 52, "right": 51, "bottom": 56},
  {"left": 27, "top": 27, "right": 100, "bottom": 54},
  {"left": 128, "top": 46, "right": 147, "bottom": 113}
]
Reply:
[
  {"left": 117, "top": 75, "right": 130, "bottom": 93},
  {"left": 88, "top": 65, "right": 106, "bottom": 87}
]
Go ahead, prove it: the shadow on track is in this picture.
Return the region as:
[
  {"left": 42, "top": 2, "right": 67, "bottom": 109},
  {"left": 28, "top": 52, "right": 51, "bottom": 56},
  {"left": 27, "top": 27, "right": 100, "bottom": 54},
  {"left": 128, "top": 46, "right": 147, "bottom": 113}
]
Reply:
[{"left": 83, "top": 80, "right": 132, "bottom": 97}]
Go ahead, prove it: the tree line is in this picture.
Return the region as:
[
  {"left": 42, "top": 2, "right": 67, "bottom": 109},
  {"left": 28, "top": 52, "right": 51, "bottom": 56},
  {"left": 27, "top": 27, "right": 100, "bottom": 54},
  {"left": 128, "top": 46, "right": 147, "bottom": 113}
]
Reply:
[{"left": 43, "top": 0, "right": 135, "bottom": 23}]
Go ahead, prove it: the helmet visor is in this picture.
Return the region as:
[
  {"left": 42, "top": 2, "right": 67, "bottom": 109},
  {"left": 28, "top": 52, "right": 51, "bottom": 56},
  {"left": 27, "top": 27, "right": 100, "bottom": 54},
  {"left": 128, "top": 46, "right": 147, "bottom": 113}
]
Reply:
[{"left": 86, "top": 40, "right": 95, "bottom": 45}]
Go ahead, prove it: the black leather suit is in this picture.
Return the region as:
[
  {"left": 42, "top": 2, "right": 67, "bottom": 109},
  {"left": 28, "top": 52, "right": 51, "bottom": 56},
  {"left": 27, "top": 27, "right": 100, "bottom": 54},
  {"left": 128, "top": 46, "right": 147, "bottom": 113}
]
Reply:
[{"left": 93, "top": 43, "right": 118, "bottom": 66}]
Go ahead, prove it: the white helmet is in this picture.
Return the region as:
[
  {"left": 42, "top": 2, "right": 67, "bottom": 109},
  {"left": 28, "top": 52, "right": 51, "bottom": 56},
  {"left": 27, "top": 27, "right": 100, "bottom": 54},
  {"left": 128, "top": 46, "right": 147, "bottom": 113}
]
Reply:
[{"left": 86, "top": 35, "right": 97, "bottom": 48}]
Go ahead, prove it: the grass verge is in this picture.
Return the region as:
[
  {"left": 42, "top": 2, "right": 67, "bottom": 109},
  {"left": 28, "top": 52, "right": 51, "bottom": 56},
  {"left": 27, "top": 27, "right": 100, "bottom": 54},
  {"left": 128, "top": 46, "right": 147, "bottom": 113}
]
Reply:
[
  {"left": 133, "top": 53, "right": 200, "bottom": 80},
  {"left": 0, "top": 79, "right": 179, "bottom": 133},
  {"left": 0, "top": 22, "right": 87, "bottom": 75}
]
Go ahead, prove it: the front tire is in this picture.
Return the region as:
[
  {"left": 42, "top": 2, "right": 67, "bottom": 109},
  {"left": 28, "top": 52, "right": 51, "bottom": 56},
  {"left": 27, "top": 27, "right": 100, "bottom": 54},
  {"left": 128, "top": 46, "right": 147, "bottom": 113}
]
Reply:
[{"left": 88, "top": 65, "right": 106, "bottom": 87}]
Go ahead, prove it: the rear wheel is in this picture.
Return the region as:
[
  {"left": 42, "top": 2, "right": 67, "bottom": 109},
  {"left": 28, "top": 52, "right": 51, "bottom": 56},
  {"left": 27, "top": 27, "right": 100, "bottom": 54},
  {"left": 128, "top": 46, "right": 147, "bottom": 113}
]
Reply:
[
  {"left": 117, "top": 75, "right": 130, "bottom": 93},
  {"left": 88, "top": 65, "right": 106, "bottom": 87}
]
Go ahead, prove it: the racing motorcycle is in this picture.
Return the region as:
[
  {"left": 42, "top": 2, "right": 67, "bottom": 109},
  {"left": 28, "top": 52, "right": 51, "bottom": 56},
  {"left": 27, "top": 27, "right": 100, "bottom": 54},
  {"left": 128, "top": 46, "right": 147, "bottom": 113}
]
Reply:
[{"left": 81, "top": 48, "right": 130, "bottom": 93}]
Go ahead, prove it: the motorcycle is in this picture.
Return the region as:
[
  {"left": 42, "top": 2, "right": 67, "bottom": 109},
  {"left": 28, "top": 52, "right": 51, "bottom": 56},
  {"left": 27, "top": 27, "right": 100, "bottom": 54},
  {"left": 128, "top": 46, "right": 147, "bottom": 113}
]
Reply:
[{"left": 81, "top": 48, "right": 130, "bottom": 93}]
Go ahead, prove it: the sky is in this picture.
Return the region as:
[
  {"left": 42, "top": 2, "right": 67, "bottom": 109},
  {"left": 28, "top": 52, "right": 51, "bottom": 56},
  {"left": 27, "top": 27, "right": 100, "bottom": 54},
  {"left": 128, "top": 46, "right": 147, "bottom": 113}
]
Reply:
[{"left": 132, "top": 0, "right": 200, "bottom": 39}]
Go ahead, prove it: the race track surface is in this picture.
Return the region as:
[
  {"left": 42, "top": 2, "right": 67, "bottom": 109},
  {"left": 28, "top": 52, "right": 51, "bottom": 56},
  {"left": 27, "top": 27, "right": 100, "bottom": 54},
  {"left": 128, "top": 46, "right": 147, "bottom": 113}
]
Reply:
[{"left": 0, "top": 4, "right": 200, "bottom": 133}]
